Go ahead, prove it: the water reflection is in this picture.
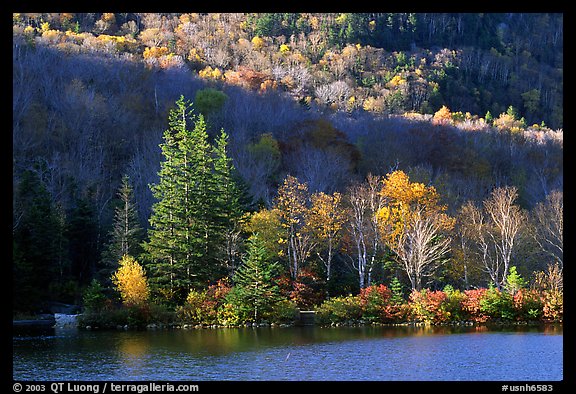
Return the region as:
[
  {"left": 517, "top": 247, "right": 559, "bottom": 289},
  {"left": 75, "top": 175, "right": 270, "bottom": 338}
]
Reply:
[{"left": 13, "top": 325, "right": 562, "bottom": 381}]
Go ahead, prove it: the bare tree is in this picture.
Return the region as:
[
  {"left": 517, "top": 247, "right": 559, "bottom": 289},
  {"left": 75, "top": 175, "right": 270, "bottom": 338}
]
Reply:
[
  {"left": 484, "top": 186, "right": 525, "bottom": 288},
  {"left": 531, "top": 190, "right": 563, "bottom": 269},
  {"left": 392, "top": 208, "right": 452, "bottom": 291},
  {"left": 344, "top": 175, "right": 385, "bottom": 289},
  {"left": 463, "top": 187, "right": 525, "bottom": 289},
  {"left": 285, "top": 144, "right": 352, "bottom": 194}
]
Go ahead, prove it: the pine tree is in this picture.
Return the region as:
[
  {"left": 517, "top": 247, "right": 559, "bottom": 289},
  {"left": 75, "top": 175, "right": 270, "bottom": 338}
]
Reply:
[
  {"left": 100, "top": 174, "right": 143, "bottom": 283},
  {"left": 143, "top": 95, "right": 245, "bottom": 303},
  {"left": 231, "top": 234, "right": 282, "bottom": 322},
  {"left": 143, "top": 95, "right": 204, "bottom": 302},
  {"left": 13, "top": 169, "right": 62, "bottom": 311},
  {"left": 212, "top": 129, "right": 246, "bottom": 276}
]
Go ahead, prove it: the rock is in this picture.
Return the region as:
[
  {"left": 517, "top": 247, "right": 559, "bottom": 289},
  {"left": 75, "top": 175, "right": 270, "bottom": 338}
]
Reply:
[{"left": 54, "top": 313, "right": 79, "bottom": 329}]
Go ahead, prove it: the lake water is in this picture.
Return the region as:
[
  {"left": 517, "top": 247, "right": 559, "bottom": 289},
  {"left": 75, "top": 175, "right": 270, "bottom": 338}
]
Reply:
[{"left": 13, "top": 325, "right": 563, "bottom": 381}]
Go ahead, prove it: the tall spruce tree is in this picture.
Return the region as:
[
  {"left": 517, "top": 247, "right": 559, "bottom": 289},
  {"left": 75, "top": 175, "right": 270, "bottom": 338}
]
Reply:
[
  {"left": 100, "top": 174, "right": 143, "bottom": 283},
  {"left": 143, "top": 96, "right": 244, "bottom": 304},
  {"left": 212, "top": 130, "right": 246, "bottom": 276}
]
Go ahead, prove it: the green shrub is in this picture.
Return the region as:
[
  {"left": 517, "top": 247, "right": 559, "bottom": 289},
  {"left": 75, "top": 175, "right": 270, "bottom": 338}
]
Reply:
[
  {"left": 216, "top": 302, "right": 242, "bottom": 326},
  {"left": 479, "top": 287, "right": 515, "bottom": 320},
  {"left": 176, "top": 289, "right": 217, "bottom": 325},
  {"left": 442, "top": 285, "right": 466, "bottom": 322},
  {"left": 82, "top": 279, "right": 109, "bottom": 312},
  {"left": 315, "top": 294, "right": 362, "bottom": 325},
  {"left": 267, "top": 299, "right": 299, "bottom": 324}
]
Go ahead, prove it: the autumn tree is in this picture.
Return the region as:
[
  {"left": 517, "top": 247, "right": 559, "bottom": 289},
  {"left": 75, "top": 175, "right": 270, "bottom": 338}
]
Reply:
[
  {"left": 306, "top": 191, "right": 346, "bottom": 284},
  {"left": 244, "top": 208, "right": 284, "bottom": 263},
  {"left": 112, "top": 254, "right": 150, "bottom": 307},
  {"left": 377, "top": 170, "right": 453, "bottom": 291},
  {"left": 483, "top": 186, "right": 525, "bottom": 289},
  {"left": 275, "top": 175, "right": 315, "bottom": 281}
]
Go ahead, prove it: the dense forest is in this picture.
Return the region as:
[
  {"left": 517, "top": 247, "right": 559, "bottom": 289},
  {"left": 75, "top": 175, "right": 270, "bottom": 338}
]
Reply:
[{"left": 12, "top": 13, "right": 562, "bottom": 323}]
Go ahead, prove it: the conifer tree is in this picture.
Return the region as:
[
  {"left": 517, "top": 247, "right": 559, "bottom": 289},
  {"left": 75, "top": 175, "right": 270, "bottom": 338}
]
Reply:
[
  {"left": 212, "top": 129, "right": 246, "bottom": 275},
  {"left": 143, "top": 95, "right": 207, "bottom": 302},
  {"left": 231, "top": 234, "right": 282, "bottom": 322},
  {"left": 143, "top": 96, "right": 245, "bottom": 303},
  {"left": 13, "top": 169, "right": 62, "bottom": 311},
  {"left": 100, "top": 174, "right": 143, "bottom": 282}
]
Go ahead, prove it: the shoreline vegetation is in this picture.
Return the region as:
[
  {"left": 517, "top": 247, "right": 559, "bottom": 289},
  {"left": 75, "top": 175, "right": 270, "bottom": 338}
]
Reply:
[{"left": 72, "top": 281, "right": 562, "bottom": 331}]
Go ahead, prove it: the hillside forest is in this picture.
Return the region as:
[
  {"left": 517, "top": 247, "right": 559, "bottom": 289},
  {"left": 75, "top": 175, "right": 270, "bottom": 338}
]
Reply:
[{"left": 12, "top": 13, "right": 562, "bottom": 323}]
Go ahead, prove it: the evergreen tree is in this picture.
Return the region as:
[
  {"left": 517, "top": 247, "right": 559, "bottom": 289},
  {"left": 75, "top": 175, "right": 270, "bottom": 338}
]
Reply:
[
  {"left": 143, "top": 95, "right": 245, "bottom": 304},
  {"left": 67, "top": 190, "right": 99, "bottom": 287},
  {"left": 100, "top": 174, "right": 143, "bottom": 283},
  {"left": 231, "top": 234, "right": 282, "bottom": 322},
  {"left": 143, "top": 95, "right": 205, "bottom": 303},
  {"left": 212, "top": 129, "right": 247, "bottom": 276},
  {"left": 13, "top": 169, "right": 62, "bottom": 312}
]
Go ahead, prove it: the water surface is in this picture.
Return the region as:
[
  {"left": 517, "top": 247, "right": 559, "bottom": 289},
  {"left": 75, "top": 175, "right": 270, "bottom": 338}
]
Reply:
[{"left": 13, "top": 325, "right": 563, "bottom": 381}]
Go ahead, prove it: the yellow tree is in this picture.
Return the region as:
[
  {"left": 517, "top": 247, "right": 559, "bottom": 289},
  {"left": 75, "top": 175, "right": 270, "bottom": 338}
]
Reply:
[
  {"left": 433, "top": 105, "right": 452, "bottom": 125},
  {"left": 243, "top": 207, "right": 284, "bottom": 263},
  {"left": 111, "top": 255, "right": 150, "bottom": 307},
  {"left": 306, "top": 191, "right": 346, "bottom": 284},
  {"left": 275, "top": 175, "right": 315, "bottom": 280},
  {"left": 376, "top": 170, "right": 454, "bottom": 290}
]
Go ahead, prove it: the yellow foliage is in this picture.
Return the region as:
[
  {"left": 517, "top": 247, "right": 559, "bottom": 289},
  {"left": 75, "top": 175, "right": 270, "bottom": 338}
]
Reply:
[
  {"left": 23, "top": 25, "right": 36, "bottom": 36},
  {"left": 310, "top": 17, "right": 320, "bottom": 30},
  {"left": 101, "top": 13, "right": 116, "bottom": 23},
  {"left": 279, "top": 44, "right": 290, "bottom": 54},
  {"left": 335, "top": 13, "right": 347, "bottom": 25},
  {"left": 244, "top": 208, "right": 284, "bottom": 258},
  {"left": 198, "top": 66, "right": 223, "bottom": 80},
  {"left": 342, "top": 44, "right": 358, "bottom": 59},
  {"left": 388, "top": 74, "right": 406, "bottom": 88},
  {"left": 251, "top": 36, "right": 264, "bottom": 50},
  {"left": 111, "top": 255, "right": 150, "bottom": 307},
  {"left": 377, "top": 170, "right": 448, "bottom": 248},
  {"left": 276, "top": 175, "right": 309, "bottom": 229},
  {"left": 363, "top": 96, "right": 384, "bottom": 113},
  {"left": 143, "top": 46, "right": 169, "bottom": 59},
  {"left": 42, "top": 29, "right": 63, "bottom": 41},
  {"left": 188, "top": 47, "right": 203, "bottom": 63},
  {"left": 307, "top": 192, "right": 346, "bottom": 241},
  {"left": 433, "top": 105, "right": 452, "bottom": 124}
]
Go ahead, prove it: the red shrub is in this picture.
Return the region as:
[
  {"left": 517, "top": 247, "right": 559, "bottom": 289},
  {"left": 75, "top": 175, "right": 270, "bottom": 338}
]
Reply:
[{"left": 460, "top": 288, "right": 489, "bottom": 322}]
